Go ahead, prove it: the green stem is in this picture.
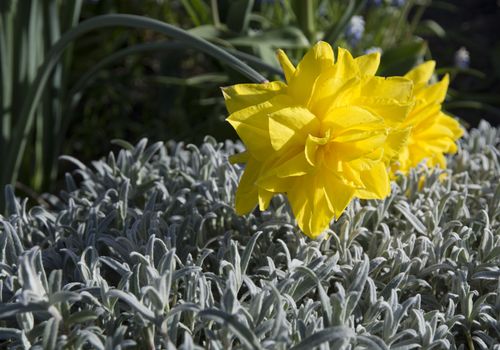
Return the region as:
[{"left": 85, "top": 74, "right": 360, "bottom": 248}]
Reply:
[
  {"left": 210, "top": 0, "right": 221, "bottom": 27},
  {"left": 324, "top": 0, "right": 355, "bottom": 44},
  {"left": 409, "top": 0, "right": 429, "bottom": 35},
  {"left": 62, "top": 41, "right": 282, "bottom": 152},
  {"left": 2, "top": 14, "right": 267, "bottom": 202},
  {"left": 466, "top": 330, "right": 475, "bottom": 350},
  {"left": 68, "top": 41, "right": 281, "bottom": 105},
  {"left": 391, "top": 0, "right": 415, "bottom": 46},
  {"left": 324, "top": 0, "right": 367, "bottom": 45},
  {"left": 291, "top": 0, "right": 316, "bottom": 43}
]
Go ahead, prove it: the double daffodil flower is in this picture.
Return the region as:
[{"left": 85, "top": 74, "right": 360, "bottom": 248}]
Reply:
[{"left": 223, "top": 41, "right": 462, "bottom": 238}]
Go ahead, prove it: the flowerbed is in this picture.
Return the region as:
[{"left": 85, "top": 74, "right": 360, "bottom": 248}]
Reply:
[{"left": 0, "top": 122, "right": 498, "bottom": 349}]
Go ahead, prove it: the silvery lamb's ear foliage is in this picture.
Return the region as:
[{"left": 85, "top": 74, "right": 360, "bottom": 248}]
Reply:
[{"left": 0, "top": 122, "right": 498, "bottom": 348}]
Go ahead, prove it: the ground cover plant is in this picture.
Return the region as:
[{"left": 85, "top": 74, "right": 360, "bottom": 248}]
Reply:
[{"left": 0, "top": 121, "right": 499, "bottom": 349}]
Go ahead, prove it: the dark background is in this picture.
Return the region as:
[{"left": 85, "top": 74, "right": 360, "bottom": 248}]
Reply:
[{"left": 423, "top": 0, "right": 500, "bottom": 127}]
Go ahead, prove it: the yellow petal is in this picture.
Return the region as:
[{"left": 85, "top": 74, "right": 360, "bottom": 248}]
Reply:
[
  {"left": 331, "top": 131, "right": 387, "bottom": 161},
  {"left": 227, "top": 95, "right": 292, "bottom": 160},
  {"left": 438, "top": 113, "right": 463, "bottom": 138},
  {"left": 222, "top": 81, "right": 286, "bottom": 114},
  {"left": 383, "top": 127, "right": 412, "bottom": 164},
  {"left": 340, "top": 162, "right": 365, "bottom": 187},
  {"left": 287, "top": 175, "right": 330, "bottom": 238},
  {"left": 324, "top": 173, "right": 356, "bottom": 218},
  {"left": 305, "top": 134, "right": 329, "bottom": 166},
  {"left": 360, "top": 76, "right": 413, "bottom": 103},
  {"left": 425, "top": 152, "right": 447, "bottom": 169},
  {"left": 404, "top": 61, "right": 435, "bottom": 86},
  {"left": 258, "top": 188, "right": 274, "bottom": 211},
  {"left": 417, "top": 123, "right": 456, "bottom": 141},
  {"left": 276, "top": 49, "right": 296, "bottom": 83},
  {"left": 256, "top": 173, "right": 293, "bottom": 192},
  {"left": 229, "top": 151, "right": 250, "bottom": 164},
  {"left": 268, "top": 106, "right": 320, "bottom": 151},
  {"left": 309, "top": 76, "right": 361, "bottom": 117},
  {"left": 288, "top": 172, "right": 355, "bottom": 238},
  {"left": 405, "top": 102, "right": 441, "bottom": 128},
  {"left": 356, "top": 96, "right": 413, "bottom": 127},
  {"left": 333, "top": 47, "right": 359, "bottom": 81},
  {"left": 355, "top": 162, "right": 390, "bottom": 199},
  {"left": 418, "top": 74, "right": 449, "bottom": 104},
  {"left": 347, "top": 148, "right": 384, "bottom": 172},
  {"left": 288, "top": 41, "right": 335, "bottom": 105},
  {"left": 354, "top": 51, "right": 381, "bottom": 76},
  {"left": 275, "top": 151, "right": 312, "bottom": 178},
  {"left": 308, "top": 51, "right": 380, "bottom": 116},
  {"left": 407, "top": 145, "right": 432, "bottom": 167},
  {"left": 256, "top": 148, "right": 310, "bottom": 191},
  {"left": 234, "top": 158, "right": 261, "bottom": 214},
  {"left": 391, "top": 146, "right": 410, "bottom": 175},
  {"left": 322, "top": 106, "right": 383, "bottom": 136},
  {"left": 227, "top": 120, "right": 273, "bottom": 160}
]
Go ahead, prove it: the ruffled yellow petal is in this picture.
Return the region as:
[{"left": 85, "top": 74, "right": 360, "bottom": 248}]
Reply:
[
  {"left": 324, "top": 176, "right": 356, "bottom": 219},
  {"left": 382, "top": 127, "right": 412, "bottom": 163},
  {"left": 332, "top": 47, "right": 359, "bottom": 81},
  {"left": 404, "top": 60, "right": 435, "bottom": 87},
  {"left": 346, "top": 148, "right": 384, "bottom": 172},
  {"left": 354, "top": 51, "right": 381, "bottom": 76},
  {"left": 227, "top": 95, "right": 292, "bottom": 160},
  {"left": 288, "top": 41, "right": 335, "bottom": 105},
  {"left": 274, "top": 151, "right": 312, "bottom": 178},
  {"left": 439, "top": 112, "right": 464, "bottom": 139},
  {"left": 268, "top": 106, "right": 320, "bottom": 151},
  {"left": 331, "top": 131, "right": 387, "bottom": 161},
  {"left": 309, "top": 76, "right": 361, "bottom": 117},
  {"left": 305, "top": 134, "right": 329, "bottom": 166},
  {"left": 361, "top": 76, "right": 413, "bottom": 102},
  {"left": 355, "top": 162, "right": 391, "bottom": 199},
  {"left": 288, "top": 172, "right": 355, "bottom": 238},
  {"left": 417, "top": 74, "right": 449, "bottom": 104},
  {"left": 234, "top": 158, "right": 261, "bottom": 214},
  {"left": 353, "top": 96, "right": 413, "bottom": 127},
  {"left": 222, "top": 81, "right": 286, "bottom": 114},
  {"left": 258, "top": 189, "right": 273, "bottom": 211},
  {"left": 322, "top": 106, "right": 383, "bottom": 135}
]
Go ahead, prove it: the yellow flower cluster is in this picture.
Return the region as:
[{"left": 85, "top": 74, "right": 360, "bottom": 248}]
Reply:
[{"left": 223, "top": 41, "right": 463, "bottom": 238}]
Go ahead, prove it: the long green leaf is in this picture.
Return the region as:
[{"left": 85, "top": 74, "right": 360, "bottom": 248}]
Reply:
[{"left": 1, "top": 13, "right": 267, "bottom": 208}]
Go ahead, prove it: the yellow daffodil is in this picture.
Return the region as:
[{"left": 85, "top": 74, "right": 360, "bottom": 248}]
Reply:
[
  {"left": 392, "top": 61, "right": 463, "bottom": 174},
  {"left": 223, "top": 41, "right": 413, "bottom": 238}
]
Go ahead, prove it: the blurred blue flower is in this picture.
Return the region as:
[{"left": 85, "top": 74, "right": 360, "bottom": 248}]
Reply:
[
  {"left": 365, "top": 47, "right": 383, "bottom": 55},
  {"left": 345, "top": 15, "right": 365, "bottom": 47},
  {"left": 369, "top": 0, "right": 383, "bottom": 6},
  {"left": 454, "top": 47, "right": 470, "bottom": 69},
  {"left": 392, "top": 0, "right": 406, "bottom": 7}
]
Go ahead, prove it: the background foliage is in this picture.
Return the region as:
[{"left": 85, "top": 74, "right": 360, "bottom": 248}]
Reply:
[
  {"left": 0, "top": 121, "right": 499, "bottom": 349},
  {"left": 1, "top": 0, "right": 498, "bottom": 203}
]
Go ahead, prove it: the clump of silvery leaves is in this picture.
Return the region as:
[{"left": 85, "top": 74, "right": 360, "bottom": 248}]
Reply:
[{"left": 0, "top": 121, "right": 499, "bottom": 349}]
